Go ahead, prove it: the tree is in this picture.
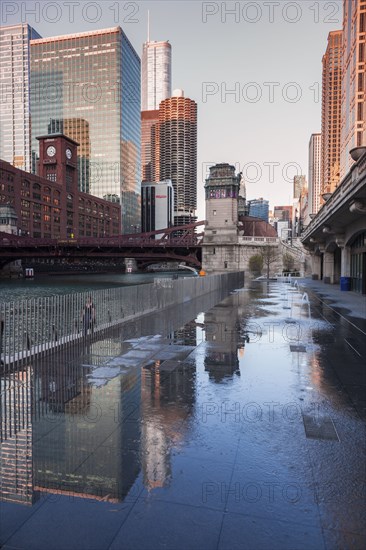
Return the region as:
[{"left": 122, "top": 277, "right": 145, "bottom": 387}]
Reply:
[
  {"left": 249, "top": 254, "right": 263, "bottom": 277},
  {"left": 260, "top": 245, "right": 279, "bottom": 279},
  {"left": 282, "top": 252, "right": 295, "bottom": 273}
]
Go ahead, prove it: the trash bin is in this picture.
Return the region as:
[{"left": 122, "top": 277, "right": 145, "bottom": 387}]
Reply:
[{"left": 340, "top": 276, "right": 351, "bottom": 291}]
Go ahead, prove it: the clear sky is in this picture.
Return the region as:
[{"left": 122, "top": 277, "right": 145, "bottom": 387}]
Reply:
[{"left": 1, "top": 0, "right": 344, "bottom": 220}]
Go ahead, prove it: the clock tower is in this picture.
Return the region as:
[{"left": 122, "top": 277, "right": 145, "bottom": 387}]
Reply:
[{"left": 37, "top": 134, "right": 79, "bottom": 192}]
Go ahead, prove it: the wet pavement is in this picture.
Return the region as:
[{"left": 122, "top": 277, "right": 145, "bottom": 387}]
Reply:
[{"left": 0, "top": 278, "right": 365, "bottom": 550}]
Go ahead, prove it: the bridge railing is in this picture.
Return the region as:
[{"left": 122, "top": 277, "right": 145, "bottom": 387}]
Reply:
[{"left": 238, "top": 236, "right": 279, "bottom": 244}]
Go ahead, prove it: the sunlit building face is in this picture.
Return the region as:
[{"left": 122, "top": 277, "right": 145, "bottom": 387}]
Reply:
[
  {"left": 0, "top": 24, "right": 41, "bottom": 173},
  {"left": 30, "top": 27, "right": 141, "bottom": 233}
]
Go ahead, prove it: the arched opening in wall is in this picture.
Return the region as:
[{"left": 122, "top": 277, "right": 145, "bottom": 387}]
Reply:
[
  {"left": 333, "top": 247, "right": 341, "bottom": 284},
  {"left": 325, "top": 241, "right": 340, "bottom": 284},
  {"left": 348, "top": 230, "right": 366, "bottom": 294}
]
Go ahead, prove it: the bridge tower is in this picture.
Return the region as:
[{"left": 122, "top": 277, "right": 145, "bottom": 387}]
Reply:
[{"left": 202, "top": 163, "right": 241, "bottom": 272}]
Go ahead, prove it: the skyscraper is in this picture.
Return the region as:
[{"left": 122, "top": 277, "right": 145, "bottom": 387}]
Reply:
[
  {"left": 159, "top": 90, "right": 197, "bottom": 226},
  {"left": 340, "top": 0, "right": 366, "bottom": 179},
  {"left": 247, "top": 198, "right": 269, "bottom": 222},
  {"left": 141, "top": 180, "right": 174, "bottom": 234},
  {"left": 30, "top": 27, "right": 141, "bottom": 233},
  {"left": 141, "top": 110, "right": 160, "bottom": 183},
  {"left": 308, "top": 133, "right": 322, "bottom": 214},
  {"left": 0, "top": 24, "right": 41, "bottom": 172},
  {"left": 141, "top": 40, "right": 171, "bottom": 111},
  {"left": 293, "top": 175, "right": 307, "bottom": 199},
  {"left": 321, "top": 30, "right": 342, "bottom": 195}
]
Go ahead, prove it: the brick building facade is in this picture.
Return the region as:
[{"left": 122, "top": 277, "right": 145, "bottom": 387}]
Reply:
[{"left": 0, "top": 134, "right": 120, "bottom": 239}]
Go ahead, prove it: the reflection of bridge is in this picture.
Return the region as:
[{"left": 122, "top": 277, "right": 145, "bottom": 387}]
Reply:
[{"left": 0, "top": 221, "right": 204, "bottom": 269}]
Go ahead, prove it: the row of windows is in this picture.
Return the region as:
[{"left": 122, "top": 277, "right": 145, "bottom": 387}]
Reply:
[{"left": 206, "top": 188, "right": 238, "bottom": 199}]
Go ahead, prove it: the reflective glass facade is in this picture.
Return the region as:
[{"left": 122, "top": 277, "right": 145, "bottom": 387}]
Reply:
[
  {"left": 30, "top": 27, "right": 140, "bottom": 234},
  {"left": 0, "top": 24, "right": 41, "bottom": 172},
  {"left": 350, "top": 230, "right": 366, "bottom": 294},
  {"left": 247, "top": 199, "right": 269, "bottom": 222}
]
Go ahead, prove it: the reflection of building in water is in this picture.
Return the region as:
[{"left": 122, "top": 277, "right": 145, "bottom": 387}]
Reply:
[
  {"left": 35, "top": 353, "right": 83, "bottom": 414},
  {"left": 173, "top": 321, "right": 197, "bottom": 346},
  {"left": 1, "top": 339, "right": 143, "bottom": 506},
  {"left": 141, "top": 359, "right": 195, "bottom": 490},
  {"left": 33, "top": 361, "right": 141, "bottom": 503},
  {"left": 0, "top": 367, "right": 35, "bottom": 505},
  {"left": 204, "top": 299, "right": 245, "bottom": 382}
]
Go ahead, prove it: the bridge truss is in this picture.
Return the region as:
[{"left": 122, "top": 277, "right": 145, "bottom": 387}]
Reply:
[{"left": 0, "top": 221, "right": 205, "bottom": 269}]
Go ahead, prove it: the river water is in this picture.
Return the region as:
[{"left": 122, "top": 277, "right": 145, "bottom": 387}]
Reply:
[{"left": 0, "top": 271, "right": 194, "bottom": 303}]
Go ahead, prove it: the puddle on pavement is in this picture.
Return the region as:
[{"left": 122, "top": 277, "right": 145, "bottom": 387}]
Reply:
[{"left": 1, "top": 280, "right": 365, "bottom": 548}]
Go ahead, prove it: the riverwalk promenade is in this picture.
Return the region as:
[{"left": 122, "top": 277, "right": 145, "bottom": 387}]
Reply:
[{"left": 0, "top": 276, "right": 365, "bottom": 550}]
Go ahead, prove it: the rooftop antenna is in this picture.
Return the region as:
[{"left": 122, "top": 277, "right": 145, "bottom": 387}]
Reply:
[{"left": 147, "top": 10, "right": 150, "bottom": 42}]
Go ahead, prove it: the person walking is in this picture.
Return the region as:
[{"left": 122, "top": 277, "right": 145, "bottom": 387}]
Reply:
[{"left": 82, "top": 297, "right": 96, "bottom": 337}]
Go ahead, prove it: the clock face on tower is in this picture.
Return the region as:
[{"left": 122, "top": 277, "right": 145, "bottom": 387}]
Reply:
[
  {"left": 66, "top": 148, "right": 72, "bottom": 159},
  {"left": 46, "top": 145, "right": 56, "bottom": 157}
]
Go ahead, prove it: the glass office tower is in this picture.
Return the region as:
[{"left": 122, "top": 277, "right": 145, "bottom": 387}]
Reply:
[
  {"left": 0, "top": 24, "right": 41, "bottom": 172},
  {"left": 30, "top": 27, "right": 141, "bottom": 233}
]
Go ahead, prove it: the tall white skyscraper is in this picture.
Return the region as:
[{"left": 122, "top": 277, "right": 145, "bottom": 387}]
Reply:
[
  {"left": 141, "top": 39, "right": 172, "bottom": 110},
  {"left": 0, "top": 24, "right": 41, "bottom": 172},
  {"left": 308, "top": 133, "right": 322, "bottom": 215}
]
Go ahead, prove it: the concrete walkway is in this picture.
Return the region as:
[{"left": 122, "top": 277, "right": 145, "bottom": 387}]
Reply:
[
  {"left": 299, "top": 278, "right": 366, "bottom": 328},
  {"left": 1, "top": 279, "right": 365, "bottom": 550}
]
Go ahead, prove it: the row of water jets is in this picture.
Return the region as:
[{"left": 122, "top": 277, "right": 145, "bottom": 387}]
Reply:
[{"left": 281, "top": 278, "right": 310, "bottom": 315}]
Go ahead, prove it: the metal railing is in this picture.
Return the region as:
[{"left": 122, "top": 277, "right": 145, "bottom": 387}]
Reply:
[
  {"left": 0, "top": 272, "right": 243, "bottom": 366},
  {"left": 239, "top": 236, "right": 279, "bottom": 244}
]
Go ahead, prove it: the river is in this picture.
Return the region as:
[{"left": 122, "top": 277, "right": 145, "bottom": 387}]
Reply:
[{"left": 0, "top": 271, "right": 196, "bottom": 303}]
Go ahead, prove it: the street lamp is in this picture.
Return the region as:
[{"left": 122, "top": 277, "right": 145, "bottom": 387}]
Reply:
[
  {"left": 322, "top": 192, "right": 332, "bottom": 202},
  {"left": 349, "top": 146, "right": 366, "bottom": 161}
]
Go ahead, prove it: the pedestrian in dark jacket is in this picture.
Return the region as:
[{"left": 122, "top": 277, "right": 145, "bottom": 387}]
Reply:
[{"left": 82, "top": 297, "right": 96, "bottom": 336}]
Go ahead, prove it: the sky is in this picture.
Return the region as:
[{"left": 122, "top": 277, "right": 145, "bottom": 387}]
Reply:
[{"left": 1, "top": 0, "right": 344, "bottom": 221}]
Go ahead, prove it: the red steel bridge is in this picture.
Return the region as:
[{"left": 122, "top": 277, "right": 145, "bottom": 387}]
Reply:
[{"left": 0, "top": 221, "right": 204, "bottom": 270}]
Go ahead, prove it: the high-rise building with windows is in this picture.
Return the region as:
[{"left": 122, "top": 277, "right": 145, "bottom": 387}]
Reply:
[
  {"left": 141, "top": 110, "right": 160, "bottom": 183},
  {"left": 321, "top": 30, "right": 342, "bottom": 195},
  {"left": 340, "top": 0, "right": 366, "bottom": 179},
  {"left": 247, "top": 198, "right": 269, "bottom": 222},
  {"left": 308, "top": 133, "right": 322, "bottom": 214},
  {"left": 141, "top": 180, "right": 174, "bottom": 234},
  {"left": 293, "top": 175, "right": 306, "bottom": 199},
  {"left": 159, "top": 90, "right": 197, "bottom": 226},
  {"left": 30, "top": 27, "right": 141, "bottom": 233},
  {"left": 141, "top": 40, "right": 171, "bottom": 111},
  {"left": 0, "top": 24, "right": 41, "bottom": 172}
]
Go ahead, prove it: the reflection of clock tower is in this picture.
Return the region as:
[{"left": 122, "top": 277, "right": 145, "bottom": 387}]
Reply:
[{"left": 37, "top": 134, "right": 79, "bottom": 192}]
